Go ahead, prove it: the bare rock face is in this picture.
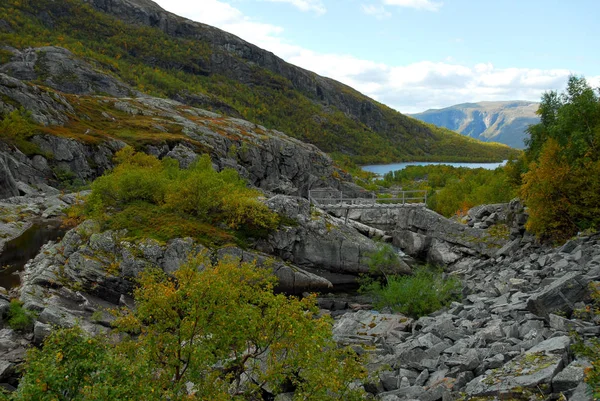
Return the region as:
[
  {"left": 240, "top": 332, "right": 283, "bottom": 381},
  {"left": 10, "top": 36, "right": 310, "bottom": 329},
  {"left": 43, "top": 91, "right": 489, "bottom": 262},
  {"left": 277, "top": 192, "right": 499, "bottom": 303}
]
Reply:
[
  {"left": 0, "top": 47, "right": 138, "bottom": 97},
  {"left": 257, "top": 195, "right": 411, "bottom": 279},
  {"left": 0, "top": 153, "right": 19, "bottom": 199},
  {"left": 18, "top": 219, "right": 335, "bottom": 335},
  {"left": 344, "top": 207, "right": 507, "bottom": 267},
  {"left": 0, "top": 73, "right": 73, "bottom": 126}
]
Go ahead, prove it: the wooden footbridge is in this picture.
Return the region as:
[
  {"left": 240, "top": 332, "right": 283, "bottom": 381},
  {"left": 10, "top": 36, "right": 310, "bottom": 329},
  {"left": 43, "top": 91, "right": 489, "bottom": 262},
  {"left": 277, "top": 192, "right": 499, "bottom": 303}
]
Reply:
[{"left": 308, "top": 189, "right": 427, "bottom": 223}]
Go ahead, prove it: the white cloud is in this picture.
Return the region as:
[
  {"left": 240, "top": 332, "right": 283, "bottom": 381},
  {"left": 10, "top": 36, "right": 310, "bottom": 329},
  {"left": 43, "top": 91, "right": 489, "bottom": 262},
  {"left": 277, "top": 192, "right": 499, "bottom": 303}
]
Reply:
[
  {"left": 263, "top": 0, "right": 326, "bottom": 15},
  {"left": 153, "top": 0, "right": 591, "bottom": 114},
  {"left": 383, "top": 0, "right": 443, "bottom": 12},
  {"left": 361, "top": 4, "right": 392, "bottom": 19}
]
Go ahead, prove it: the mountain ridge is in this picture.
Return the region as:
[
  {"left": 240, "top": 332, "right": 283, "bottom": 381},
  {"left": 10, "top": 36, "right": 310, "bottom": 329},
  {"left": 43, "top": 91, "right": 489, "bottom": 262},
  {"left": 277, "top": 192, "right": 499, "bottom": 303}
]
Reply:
[
  {"left": 0, "top": 0, "right": 519, "bottom": 163},
  {"left": 410, "top": 101, "right": 540, "bottom": 149}
]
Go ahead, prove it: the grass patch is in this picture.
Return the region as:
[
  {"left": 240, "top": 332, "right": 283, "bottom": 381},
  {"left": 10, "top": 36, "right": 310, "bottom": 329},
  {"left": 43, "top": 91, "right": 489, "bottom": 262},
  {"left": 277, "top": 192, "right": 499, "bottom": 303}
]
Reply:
[
  {"left": 104, "top": 202, "right": 235, "bottom": 246},
  {"left": 0, "top": 108, "right": 46, "bottom": 156},
  {"left": 6, "top": 299, "right": 35, "bottom": 332}
]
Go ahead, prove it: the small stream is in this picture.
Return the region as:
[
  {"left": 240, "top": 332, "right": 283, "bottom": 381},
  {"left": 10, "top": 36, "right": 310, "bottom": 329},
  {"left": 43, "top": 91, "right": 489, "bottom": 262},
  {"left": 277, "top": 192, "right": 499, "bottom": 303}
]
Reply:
[{"left": 0, "top": 220, "right": 67, "bottom": 290}]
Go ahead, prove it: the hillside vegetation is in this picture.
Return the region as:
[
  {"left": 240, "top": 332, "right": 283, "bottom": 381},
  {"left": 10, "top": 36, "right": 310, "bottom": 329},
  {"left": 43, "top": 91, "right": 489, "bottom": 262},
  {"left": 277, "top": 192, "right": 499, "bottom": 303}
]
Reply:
[{"left": 0, "top": 0, "right": 518, "bottom": 164}]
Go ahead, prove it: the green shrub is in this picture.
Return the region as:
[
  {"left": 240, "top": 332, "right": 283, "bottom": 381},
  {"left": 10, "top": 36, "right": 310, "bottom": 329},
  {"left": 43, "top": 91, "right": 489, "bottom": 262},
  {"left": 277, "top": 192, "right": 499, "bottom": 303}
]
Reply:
[
  {"left": 365, "top": 243, "right": 406, "bottom": 281},
  {"left": 84, "top": 147, "right": 278, "bottom": 245},
  {"left": 360, "top": 267, "right": 462, "bottom": 318},
  {"left": 6, "top": 299, "right": 34, "bottom": 332}
]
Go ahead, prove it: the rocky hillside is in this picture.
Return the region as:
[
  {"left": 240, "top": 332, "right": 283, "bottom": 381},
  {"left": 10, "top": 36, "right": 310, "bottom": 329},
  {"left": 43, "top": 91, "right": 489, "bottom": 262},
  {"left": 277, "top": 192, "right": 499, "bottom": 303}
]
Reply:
[
  {"left": 410, "top": 101, "right": 540, "bottom": 149},
  {"left": 0, "top": 0, "right": 519, "bottom": 164}
]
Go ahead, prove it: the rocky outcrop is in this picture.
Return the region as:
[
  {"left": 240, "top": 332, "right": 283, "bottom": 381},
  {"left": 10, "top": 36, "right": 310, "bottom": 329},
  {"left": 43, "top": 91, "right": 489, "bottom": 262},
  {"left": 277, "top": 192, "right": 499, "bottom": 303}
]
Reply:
[
  {"left": 0, "top": 73, "right": 73, "bottom": 126},
  {"left": 19, "top": 219, "right": 333, "bottom": 311},
  {"left": 331, "top": 231, "right": 600, "bottom": 400},
  {"left": 257, "top": 196, "right": 411, "bottom": 281},
  {"left": 340, "top": 201, "right": 533, "bottom": 268},
  {"left": 0, "top": 153, "right": 19, "bottom": 199},
  {"left": 467, "top": 199, "right": 530, "bottom": 240},
  {"left": 347, "top": 207, "right": 507, "bottom": 266},
  {"left": 0, "top": 47, "right": 139, "bottom": 98}
]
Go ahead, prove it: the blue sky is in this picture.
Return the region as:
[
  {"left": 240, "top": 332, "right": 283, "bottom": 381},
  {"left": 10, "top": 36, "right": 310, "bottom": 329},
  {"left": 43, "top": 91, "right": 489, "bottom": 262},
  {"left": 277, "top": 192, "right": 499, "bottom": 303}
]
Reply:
[{"left": 153, "top": 0, "right": 600, "bottom": 113}]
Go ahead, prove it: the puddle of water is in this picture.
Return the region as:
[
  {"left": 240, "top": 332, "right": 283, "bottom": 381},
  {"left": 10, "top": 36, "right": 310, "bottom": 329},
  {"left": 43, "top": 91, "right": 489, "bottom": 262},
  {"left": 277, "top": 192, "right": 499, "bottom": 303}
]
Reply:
[{"left": 0, "top": 220, "right": 67, "bottom": 290}]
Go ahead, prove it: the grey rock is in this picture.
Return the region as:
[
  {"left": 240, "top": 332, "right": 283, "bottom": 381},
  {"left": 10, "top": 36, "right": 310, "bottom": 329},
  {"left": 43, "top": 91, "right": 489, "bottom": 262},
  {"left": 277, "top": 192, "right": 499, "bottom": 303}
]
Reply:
[
  {"left": 414, "top": 369, "right": 429, "bottom": 386},
  {"left": 380, "top": 371, "right": 399, "bottom": 391},
  {"left": 165, "top": 143, "right": 198, "bottom": 169},
  {"left": 0, "top": 154, "right": 19, "bottom": 199},
  {"left": 465, "top": 352, "right": 563, "bottom": 397},
  {"left": 569, "top": 381, "right": 594, "bottom": 401},
  {"left": 333, "top": 310, "right": 412, "bottom": 345},
  {"left": 33, "top": 321, "right": 52, "bottom": 346},
  {"left": 552, "top": 359, "right": 590, "bottom": 393},
  {"left": 527, "top": 272, "right": 592, "bottom": 317},
  {"left": 496, "top": 238, "right": 521, "bottom": 257},
  {"left": 1, "top": 47, "right": 137, "bottom": 97}
]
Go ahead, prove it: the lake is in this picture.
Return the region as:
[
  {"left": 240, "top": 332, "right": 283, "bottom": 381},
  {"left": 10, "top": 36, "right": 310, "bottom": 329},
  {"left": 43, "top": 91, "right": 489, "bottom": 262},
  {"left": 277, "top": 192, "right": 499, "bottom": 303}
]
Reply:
[{"left": 361, "top": 160, "right": 507, "bottom": 176}]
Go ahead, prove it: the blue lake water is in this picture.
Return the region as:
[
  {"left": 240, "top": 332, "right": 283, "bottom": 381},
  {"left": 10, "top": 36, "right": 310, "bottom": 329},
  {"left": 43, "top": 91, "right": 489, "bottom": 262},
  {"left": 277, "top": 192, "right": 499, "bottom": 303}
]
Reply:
[{"left": 362, "top": 160, "right": 507, "bottom": 176}]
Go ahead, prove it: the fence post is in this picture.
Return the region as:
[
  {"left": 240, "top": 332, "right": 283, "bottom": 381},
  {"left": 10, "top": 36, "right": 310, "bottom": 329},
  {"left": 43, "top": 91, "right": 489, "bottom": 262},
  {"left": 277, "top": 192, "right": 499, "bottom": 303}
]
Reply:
[{"left": 402, "top": 191, "right": 405, "bottom": 204}]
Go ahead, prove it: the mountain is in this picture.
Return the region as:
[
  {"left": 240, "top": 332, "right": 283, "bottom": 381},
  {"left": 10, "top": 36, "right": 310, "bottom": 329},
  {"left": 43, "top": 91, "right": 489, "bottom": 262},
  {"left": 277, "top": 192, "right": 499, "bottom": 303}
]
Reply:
[
  {"left": 0, "top": 0, "right": 519, "bottom": 164},
  {"left": 410, "top": 101, "right": 540, "bottom": 149}
]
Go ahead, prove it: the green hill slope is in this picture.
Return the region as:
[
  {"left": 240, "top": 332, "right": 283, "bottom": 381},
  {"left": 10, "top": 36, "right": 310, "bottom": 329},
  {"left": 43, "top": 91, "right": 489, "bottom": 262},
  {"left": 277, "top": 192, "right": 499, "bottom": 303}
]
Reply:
[{"left": 0, "top": 0, "right": 519, "bottom": 164}]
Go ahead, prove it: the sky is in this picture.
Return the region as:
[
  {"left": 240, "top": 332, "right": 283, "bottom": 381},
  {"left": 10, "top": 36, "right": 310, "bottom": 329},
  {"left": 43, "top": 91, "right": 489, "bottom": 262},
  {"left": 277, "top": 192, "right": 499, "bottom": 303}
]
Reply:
[{"left": 152, "top": 0, "right": 600, "bottom": 114}]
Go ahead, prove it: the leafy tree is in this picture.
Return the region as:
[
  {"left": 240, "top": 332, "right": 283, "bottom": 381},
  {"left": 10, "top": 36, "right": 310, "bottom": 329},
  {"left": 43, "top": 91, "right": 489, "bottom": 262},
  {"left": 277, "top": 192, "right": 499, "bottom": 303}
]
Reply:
[
  {"left": 525, "top": 76, "right": 600, "bottom": 164},
  {"left": 521, "top": 76, "right": 600, "bottom": 241},
  {"left": 6, "top": 257, "right": 367, "bottom": 400}
]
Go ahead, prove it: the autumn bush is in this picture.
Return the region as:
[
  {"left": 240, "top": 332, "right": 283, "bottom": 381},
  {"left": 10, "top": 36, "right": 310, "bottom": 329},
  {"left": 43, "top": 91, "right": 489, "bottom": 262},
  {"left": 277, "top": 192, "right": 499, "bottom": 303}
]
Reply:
[
  {"left": 6, "top": 257, "right": 367, "bottom": 400},
  {"left": 84, "top": 147, "right": 278, "bottom": 244}
]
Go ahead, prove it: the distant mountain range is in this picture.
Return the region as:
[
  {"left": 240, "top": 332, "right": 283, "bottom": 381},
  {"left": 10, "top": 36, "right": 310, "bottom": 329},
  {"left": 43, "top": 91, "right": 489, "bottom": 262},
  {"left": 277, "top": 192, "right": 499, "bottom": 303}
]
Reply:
[{"left": 410, "top": 101, "right": 540, "bottom": 149}]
